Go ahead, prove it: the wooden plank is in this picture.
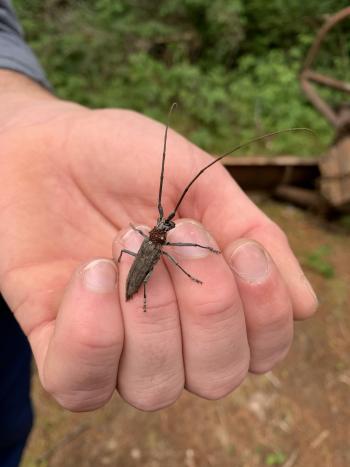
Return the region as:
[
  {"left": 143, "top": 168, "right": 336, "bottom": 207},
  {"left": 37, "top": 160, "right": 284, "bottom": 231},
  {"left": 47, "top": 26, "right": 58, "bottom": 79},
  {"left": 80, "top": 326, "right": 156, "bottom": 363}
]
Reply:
[
  {"left": 321, "top": 177, "right": 350, "bottom": 206},
  {"left": 274, "top": 185, "right": 322, "bottom": 209},
  {"left": 319, "top": 137, "right": 350, "bottom": 205},
  {"left": 221, "top": 155, "right": 319, "bottom": 191},
  {"left": 222, "top": 155, "right": 318, "bottom": 166},
  {"left": 320, "top": 139, "right": 350, "bottom": 178}
]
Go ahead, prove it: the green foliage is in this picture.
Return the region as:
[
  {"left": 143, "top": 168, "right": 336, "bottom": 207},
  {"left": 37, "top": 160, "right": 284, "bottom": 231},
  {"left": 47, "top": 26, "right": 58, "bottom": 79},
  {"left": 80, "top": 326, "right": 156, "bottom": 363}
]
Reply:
[
  {"left": 305, "top": 245, "right": 335, "bottom": 278},
  {"left": 265, "top": 451, "right": 287, "bottom": 465},
  {"left": 13, "top": 0, "right": 350, "bottom": 155}
]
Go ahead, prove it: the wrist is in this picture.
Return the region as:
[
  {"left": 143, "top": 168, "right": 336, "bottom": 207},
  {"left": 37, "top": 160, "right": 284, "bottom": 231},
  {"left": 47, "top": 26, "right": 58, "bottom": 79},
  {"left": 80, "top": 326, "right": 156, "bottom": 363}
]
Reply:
[
  {"left": 0, "top": 69, "right": 55, "bottom": 131},
  {"left": 0, "top": 69, "right": 55, "bottom": 101},
  {"left": 0, "top": 69, "right": 85, "bottom": 132},
  {"left": 0, "top": 69, "right": 59, "bottom": 125}
]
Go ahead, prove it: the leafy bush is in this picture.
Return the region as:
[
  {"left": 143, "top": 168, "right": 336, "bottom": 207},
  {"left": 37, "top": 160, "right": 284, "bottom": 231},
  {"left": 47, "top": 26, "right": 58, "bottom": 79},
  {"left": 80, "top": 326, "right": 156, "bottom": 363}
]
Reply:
[{"left": 13, "top": 0, "right": 350, "bottom": 155}]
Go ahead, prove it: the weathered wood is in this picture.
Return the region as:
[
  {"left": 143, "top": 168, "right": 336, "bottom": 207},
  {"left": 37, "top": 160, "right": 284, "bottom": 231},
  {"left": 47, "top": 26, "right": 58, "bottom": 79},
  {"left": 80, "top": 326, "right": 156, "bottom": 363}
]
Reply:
[
  {"left": 300, "top": 7, "right": 350, "bottom": 128},
  {"left": 319, "top": 138, "right": 350, "bottom": 206},
  {"left": 296, "top": 6, "right": 350, "bottom": 211},
  {"left": 274, "top": 185, "right": 323, "bottom": 209},
  {"left": 222, "top": 156, "right": 319, "bottom": 191}
]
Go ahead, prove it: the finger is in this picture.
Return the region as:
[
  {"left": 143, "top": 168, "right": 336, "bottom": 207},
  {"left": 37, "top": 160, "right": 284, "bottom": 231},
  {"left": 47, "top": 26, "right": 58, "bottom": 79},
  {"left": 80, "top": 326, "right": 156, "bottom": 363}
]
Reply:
[
  {"left": 113, "top": 226, "right": 184, "bottom": 411},
  {"left": 170, "top": 144, "right": 318, "bottom": 320},
  {"left": 165, "top": 219, "right": 250, "bottom": 400},
  {"left": 37, "top": 258, "right": 123, "bottom": 411},
  {"left": 226, "top": 240, "right": 293, "bottom": 373},
  {"left": 245, "top": 222, "right": 318, "bottom": 320}
]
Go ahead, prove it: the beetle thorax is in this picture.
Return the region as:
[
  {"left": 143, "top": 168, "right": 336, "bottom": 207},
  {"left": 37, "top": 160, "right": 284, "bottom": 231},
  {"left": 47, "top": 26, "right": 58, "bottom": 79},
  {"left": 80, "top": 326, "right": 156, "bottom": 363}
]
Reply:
[
  {"left": 149, "top": 226, "right": 167, "bottom": 244},
  {"left": 149, "top": 218, "right": 176, "bottom": 244}
]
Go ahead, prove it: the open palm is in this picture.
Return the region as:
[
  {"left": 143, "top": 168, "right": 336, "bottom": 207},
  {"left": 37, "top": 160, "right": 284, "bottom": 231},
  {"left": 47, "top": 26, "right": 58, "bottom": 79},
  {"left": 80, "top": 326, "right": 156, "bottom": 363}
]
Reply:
[{"left": 0, "top": 99, "right": 317, "bottom": 411}]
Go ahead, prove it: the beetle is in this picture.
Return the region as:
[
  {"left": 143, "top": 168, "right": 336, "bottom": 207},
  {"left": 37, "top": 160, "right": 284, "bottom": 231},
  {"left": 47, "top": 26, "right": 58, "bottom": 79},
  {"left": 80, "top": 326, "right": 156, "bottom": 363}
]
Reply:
[{"left": 117, "top": 104, "right": 310, "bottom": 311}]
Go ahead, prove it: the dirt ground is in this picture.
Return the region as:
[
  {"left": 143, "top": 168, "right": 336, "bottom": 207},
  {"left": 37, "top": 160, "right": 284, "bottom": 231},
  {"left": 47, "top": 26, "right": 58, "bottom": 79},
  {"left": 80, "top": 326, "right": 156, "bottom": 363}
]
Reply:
[{"left": 22, "top": 199, "right": 350, "bottom": 467}]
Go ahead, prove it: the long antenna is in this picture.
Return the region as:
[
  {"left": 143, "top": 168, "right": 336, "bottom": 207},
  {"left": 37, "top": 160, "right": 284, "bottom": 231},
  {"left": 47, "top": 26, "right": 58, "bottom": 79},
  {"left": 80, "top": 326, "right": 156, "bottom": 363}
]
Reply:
[
  {"left": 158, "top": 102, "right": 177, "bottom": 220},
  {"left": 166, "top": 127, "right": 314, "bottom": 221}
]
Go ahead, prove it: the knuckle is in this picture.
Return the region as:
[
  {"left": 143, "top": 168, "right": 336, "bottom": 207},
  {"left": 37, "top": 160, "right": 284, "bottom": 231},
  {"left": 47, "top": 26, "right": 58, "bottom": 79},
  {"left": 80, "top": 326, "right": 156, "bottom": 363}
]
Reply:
[
  {"left": 54, "top": 391, "right": 113, "bottom": 412},
  {"left": 131, "top": 299, "right": 179, "bottom": 331},
  {"left": 249, "top": 327, "right": 293, "bottom": 374},
  {"left": 42, "top": 376, "right": 112, "bottom": 411},
  {"left": 192, "top": 383, "right": 233, "bottom": 401},
  {"left": 71, "top": 326, "right": 123, "bottom": 358},
  {"left": 247, "top": 220, "right": 290, "bottom": 250},
  {"left": 187, "top": 360, "right": 249, "bottom": 400},
  {"left": 189, "top": 290, "right": 238, "bottom": 322},
  {"left": 251, "top": 303, "right": 292, "bottom": 332},
  {"left": 121, "top": 381, "right": 183, "bottom": 412},
  {"left": 41, "top": 368, "right": 115, "bottom": 412},
  {"left": 250, "top": 345, "right": 291, "bottom": 374},
  {"left": 264, "top": 221, "right": 290, "bottom": 247}
]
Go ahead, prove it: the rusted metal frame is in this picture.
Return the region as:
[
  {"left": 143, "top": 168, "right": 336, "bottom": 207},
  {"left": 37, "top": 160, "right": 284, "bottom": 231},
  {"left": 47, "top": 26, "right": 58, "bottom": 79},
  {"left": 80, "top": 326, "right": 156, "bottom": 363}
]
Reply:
[
  {"left": 302, "top": 7, "right": 350, "bottom": 70},
  {"left": 300, "top": 78, "right": 339, "bottom": 126},
  {"left": 303, "top": 70, "right": 350, "bottom": 93},
  {"left": 300, "top": 7, "right": 350, "bottom": 127}
]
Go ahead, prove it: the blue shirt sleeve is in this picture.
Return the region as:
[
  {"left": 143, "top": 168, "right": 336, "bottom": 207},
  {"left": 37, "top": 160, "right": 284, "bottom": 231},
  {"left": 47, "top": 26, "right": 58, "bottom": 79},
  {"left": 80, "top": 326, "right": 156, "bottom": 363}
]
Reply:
[{"left": 0, "top": 0, "right": 51, "bottom": 89}]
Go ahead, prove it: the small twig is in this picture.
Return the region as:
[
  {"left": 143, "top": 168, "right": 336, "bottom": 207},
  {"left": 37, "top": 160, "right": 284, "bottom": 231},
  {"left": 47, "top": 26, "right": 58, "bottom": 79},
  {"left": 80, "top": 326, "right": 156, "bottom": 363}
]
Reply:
[
  {"left": 338, "top": 373, "right": 350, "bottom": 386},
  {"left": 282, "top": 449, "right": 299, "bottom": 467},
  {"left": 272, "top": 419, "right": 290, "bottom": 433},
  {"left": 310, "top": 430, "right": 330, "bottom": 449},
  {"left": 265, "top": 371, "right": 282, "bottom": 389},
  {"left": 35, "top": 423, "right": 90, "bottom": 465}
]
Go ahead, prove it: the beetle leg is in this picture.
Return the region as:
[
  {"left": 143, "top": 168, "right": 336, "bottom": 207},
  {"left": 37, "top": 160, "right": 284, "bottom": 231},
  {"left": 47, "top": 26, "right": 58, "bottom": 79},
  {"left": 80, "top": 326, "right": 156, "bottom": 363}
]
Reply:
[
  {"left": 162, "top": 251, "right": 202, "bottom": 284},
  {"left": 130, "top": 223, "right": 149, "bottom": 239},
  {"left": 117, "top": 249, "right": 137, "bottom": 263},
  {"left": 165, "top": 241, "right": 220, "bottom": 254},
  {"left": 143, "top": 271, "right": 152, "bottom": 312}
]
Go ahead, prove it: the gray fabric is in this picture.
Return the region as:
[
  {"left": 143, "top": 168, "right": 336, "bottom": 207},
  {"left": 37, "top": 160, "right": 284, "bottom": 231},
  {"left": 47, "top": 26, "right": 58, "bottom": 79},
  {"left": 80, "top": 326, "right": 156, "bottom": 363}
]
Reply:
[{"left": 0, "top": 0, "right": 51, "bottom": 89}]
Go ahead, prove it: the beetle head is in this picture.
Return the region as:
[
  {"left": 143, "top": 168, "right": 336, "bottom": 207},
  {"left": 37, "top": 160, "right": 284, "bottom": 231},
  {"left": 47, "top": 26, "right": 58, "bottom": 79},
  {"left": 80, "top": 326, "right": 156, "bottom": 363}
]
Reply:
[{"left": 157, "top": 218, "right": 176, "bottom": 232}]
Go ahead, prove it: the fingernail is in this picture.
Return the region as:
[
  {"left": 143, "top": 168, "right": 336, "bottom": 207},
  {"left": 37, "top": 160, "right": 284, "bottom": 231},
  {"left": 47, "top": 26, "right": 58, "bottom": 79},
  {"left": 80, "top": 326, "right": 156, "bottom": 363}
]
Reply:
[
  {"left": 301, "top": 274, "right": 318, "bottom": 306},
  {"left": 120, "top": 225, "right": 148, "bottom": 251},
  {"left": 167, "top": 220, "right": 218, "bottom": 258},
  {"left": 83, "top": 259, "right": 117, "bottom": 293},
  {"left": 230, "top": 241, "right": 269, "bottom": 283}
]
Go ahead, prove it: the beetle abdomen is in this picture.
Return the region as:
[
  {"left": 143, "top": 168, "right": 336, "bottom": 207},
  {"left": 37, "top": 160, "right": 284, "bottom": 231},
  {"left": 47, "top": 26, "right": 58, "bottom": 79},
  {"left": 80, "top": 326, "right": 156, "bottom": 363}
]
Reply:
[{"left": 126, "top": 239, "right": 162, "bottom": 300}]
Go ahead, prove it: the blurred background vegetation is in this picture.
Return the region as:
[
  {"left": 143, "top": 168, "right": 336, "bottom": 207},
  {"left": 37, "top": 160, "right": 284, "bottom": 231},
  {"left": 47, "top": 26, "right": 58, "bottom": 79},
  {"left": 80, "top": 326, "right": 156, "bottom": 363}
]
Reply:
[{"left": 14, "top": 0, "right": 350, "bottom": 155}]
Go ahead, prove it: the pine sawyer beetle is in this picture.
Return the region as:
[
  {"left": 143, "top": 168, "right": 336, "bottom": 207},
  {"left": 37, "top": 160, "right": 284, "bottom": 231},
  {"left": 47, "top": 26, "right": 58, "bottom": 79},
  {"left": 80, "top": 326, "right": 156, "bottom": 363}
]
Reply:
[{"left": 117, "top": 103, "right": 311, "bottom": 311}]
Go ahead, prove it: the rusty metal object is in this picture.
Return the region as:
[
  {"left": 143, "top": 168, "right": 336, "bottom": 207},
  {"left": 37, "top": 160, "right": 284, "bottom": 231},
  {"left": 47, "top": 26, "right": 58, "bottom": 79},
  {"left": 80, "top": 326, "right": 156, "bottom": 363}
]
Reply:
[
  {"left": 300, "top": 7, "right": 350, "bottom": 128},
  {"left": 319, "top": 138, "right": 350, "bottom": 207},
  {"left": 302, "top": 70, "right": 350, "bottom": 94},
  {"left": 219, "top": 8, "right": 350, "bottom": 213},
  {"left": 300, "top": 79, "right": 339, "bottom": 126},
  {"left": 297, "top": 7, "right": 350, "bottom": 211}
]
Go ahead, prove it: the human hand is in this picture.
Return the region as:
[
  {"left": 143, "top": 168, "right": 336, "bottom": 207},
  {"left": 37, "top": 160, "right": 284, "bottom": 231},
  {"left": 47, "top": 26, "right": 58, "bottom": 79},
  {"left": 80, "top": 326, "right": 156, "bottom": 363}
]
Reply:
[{"left": 0, "top": 72, "right": 317, "bottom": 411}]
